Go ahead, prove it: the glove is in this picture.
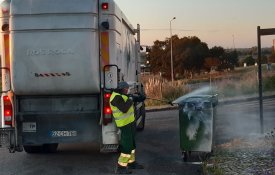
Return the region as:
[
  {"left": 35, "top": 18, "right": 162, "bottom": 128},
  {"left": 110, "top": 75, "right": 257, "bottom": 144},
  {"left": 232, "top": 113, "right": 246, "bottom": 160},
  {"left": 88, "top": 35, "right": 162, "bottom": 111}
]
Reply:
[{"left": 131, "top": 93, "right": 146, "bottom": 102}]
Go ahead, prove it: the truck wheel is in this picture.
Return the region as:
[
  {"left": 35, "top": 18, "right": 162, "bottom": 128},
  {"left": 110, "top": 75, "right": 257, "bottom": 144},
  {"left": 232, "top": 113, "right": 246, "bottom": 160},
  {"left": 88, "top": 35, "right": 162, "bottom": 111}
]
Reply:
[
  {"left": 42, "top": 143, "right": 58, "bottom": 153},
  {"left": 136, "top": 103, "right": 146, "bottom": 131},
  {"left": 23, "top": 145, "right": 42, "bottom": 153}
]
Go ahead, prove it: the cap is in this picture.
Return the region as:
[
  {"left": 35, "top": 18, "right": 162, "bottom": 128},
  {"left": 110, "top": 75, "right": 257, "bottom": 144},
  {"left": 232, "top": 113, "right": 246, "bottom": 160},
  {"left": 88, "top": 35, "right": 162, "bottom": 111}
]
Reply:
[{"left": 118, "top": 81, "right": 129, "bottom": 90}]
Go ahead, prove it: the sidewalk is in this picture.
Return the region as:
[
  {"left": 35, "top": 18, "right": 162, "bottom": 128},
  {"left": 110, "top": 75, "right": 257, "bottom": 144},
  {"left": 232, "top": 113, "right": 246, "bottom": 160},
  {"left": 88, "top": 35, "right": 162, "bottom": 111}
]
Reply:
[{"left": 218, "top": 91, "right": 275, "bottom": 104}]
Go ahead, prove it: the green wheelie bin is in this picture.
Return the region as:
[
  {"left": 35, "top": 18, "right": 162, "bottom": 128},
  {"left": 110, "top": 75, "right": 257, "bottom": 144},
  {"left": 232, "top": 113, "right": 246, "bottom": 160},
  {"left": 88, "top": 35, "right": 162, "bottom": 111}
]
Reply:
[{"left": 174, "top": 95, "right": 218, "bottom": 162}]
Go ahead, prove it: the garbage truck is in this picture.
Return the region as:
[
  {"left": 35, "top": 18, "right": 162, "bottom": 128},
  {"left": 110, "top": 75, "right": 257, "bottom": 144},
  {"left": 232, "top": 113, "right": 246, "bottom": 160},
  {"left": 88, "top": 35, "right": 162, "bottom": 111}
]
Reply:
[{"left": 0, "top": 0, "right": 146, "bottom": 153}]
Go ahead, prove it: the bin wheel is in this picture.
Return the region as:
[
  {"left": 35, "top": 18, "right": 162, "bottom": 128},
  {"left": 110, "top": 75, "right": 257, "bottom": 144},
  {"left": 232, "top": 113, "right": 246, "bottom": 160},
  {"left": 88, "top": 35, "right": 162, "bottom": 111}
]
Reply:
[
  {"left": 199, "top": 152, "right": 212, "bottom": 161},
  {"left": 42, "top": 143, "right": 58, "bottom": 153},
  {"left": 24, "top": 143, "right": 58, "bottom": 153},
  {"left": 182, "top": 151, "right": 190, "bottom": 162}
]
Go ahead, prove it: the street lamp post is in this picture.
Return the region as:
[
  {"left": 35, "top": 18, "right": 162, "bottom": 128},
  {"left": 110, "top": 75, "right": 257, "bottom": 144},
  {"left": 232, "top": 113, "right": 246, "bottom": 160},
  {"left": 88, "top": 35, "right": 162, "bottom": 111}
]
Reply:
[{"left": 170, "top": 17, "right": 176, "bottom": 83}]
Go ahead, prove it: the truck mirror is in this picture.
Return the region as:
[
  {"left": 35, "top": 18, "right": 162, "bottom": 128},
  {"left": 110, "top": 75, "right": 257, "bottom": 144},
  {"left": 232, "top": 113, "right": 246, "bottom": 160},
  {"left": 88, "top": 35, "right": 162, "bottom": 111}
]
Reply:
[
  {"left": 103, "top": 65, "right": 118, "bottom": 90},
  {"left": 0, "top": 67, "right": 11, "bottom": 93}
]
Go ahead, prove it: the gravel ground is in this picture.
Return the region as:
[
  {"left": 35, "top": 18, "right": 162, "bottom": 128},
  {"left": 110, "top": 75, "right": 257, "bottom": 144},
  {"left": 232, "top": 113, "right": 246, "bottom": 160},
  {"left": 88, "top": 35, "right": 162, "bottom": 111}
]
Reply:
[{"left": 207, "top": 129, "right": 275, "bottom": 175}]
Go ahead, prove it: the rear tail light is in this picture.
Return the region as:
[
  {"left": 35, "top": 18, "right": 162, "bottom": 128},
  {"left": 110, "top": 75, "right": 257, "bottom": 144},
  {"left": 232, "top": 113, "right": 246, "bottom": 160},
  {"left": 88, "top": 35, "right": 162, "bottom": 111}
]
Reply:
[
  {"left": 3, "top": 95, "right": 12, "bottom": 126},
  {"left": 103, "top": 92, "right": 112, "bottom": 125},
  {"left": 104, "top": 106, "right": 112, "bottom": 115}
]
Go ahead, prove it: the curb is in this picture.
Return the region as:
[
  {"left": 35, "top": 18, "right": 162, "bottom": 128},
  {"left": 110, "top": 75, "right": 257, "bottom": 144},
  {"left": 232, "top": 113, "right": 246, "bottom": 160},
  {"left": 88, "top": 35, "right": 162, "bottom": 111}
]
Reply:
[{"left": 146, "top": 106, "right": 177, "bottom": 113}]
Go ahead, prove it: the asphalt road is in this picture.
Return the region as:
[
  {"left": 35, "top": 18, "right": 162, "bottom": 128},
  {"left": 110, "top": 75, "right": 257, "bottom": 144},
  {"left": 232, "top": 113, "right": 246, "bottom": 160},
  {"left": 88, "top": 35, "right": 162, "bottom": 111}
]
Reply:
[
  {"left": 0, "top": 98, "right": 274, "bottom": 175},
  {"left": 0, "top": 109, "right": 201, "bottom": 175},
  {"left": 215, "top": 98, "right": 275, "bottom": 144}
]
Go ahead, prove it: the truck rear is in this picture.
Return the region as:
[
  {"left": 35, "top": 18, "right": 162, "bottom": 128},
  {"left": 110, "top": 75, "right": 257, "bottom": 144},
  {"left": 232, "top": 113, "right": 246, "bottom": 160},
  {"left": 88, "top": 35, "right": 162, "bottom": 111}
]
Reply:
[{"left": 0, "top": 0, "right": 145, "bottom": 153}]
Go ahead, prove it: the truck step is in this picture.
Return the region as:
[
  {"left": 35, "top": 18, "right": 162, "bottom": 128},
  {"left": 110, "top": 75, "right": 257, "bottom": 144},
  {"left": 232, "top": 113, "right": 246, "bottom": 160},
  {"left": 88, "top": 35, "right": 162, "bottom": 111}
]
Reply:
[
  {"left": 0, "top": 128, "right": 14, "bottom": 148},
  {"left": 100, "top": 144, "right": 119, "bottom": 153}
]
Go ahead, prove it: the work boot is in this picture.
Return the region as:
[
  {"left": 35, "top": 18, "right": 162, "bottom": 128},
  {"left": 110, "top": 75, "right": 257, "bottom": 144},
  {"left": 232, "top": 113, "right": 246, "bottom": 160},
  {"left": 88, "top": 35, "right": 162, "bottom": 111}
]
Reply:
[
  {"left": 128, "top": 162, "right": 144, "bottom": 169},
  {"left": 115, "top": 165, "right": 132, "bottom": 174}
]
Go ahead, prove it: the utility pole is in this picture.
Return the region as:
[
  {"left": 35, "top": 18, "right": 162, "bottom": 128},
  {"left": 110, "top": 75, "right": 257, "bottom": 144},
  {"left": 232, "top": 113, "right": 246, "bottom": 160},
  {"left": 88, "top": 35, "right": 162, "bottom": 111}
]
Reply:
[{"left": 170, "top": 17, "right": 176, "bottom": 83}]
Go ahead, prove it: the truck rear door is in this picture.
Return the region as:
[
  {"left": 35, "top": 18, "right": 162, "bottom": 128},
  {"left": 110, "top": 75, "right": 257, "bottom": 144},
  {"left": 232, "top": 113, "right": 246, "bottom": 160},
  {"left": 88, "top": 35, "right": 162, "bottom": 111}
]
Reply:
[{"left": 10, "top": 0, "right": 100, "bottom": 95}]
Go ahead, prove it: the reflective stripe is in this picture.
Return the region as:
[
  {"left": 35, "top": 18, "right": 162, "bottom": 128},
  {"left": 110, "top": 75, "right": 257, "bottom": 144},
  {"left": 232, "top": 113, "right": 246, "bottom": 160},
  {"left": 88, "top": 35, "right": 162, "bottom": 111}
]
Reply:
[
  {"left": 118, "top": 162, "right": 128, "bottom": 167},
  {"left": 121, "top": 153, "right": 131, "bottom": 158},
  {"left": 118, "top": 153, "right": 131, "bottom": 167},
  {"left": 111, "top": 109, "right": 120, "bottom": 114},
  {"left": 136, "top": 102, "right": 142, "bottom": 109},
  {"left": 129, "top": 149, "right": 135, "bottom": 163},
  {"left": 115, "top": 112, "right": 134, "bottom": 121},
  {"left": 128, "top": 159, "right": 134, "bottom": 163},
  {"left": 101, "top": 32, "right": 110, "bottom": 69},
  {"left": 4, "top": 34, "right": 10, "bottom": 68}
]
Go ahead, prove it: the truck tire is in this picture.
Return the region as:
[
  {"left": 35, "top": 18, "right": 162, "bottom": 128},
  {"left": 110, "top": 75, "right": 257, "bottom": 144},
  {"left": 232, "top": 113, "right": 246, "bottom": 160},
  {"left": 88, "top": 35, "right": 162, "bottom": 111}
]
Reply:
[
  {"left": 23, "top": 145, "right": 43, "bottom": 153},
  {"left": 24, "top": 143, "right": 58, "bottom": 153},
  {"left": 42, "top": 143, "right": 58, "bottom": 153},
  {"left": 136, "top": 103, "right": 146, "bottom": 131}
]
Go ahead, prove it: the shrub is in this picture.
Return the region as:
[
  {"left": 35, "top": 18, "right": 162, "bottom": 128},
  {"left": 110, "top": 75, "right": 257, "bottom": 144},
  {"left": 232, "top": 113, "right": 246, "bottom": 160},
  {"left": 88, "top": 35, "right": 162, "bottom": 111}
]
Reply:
[
  {"left": 142, "top": 76, "right": 190, "bottom": 106},
  {"left": 263, "top": 76, "right": 275, "bottom": 91}
]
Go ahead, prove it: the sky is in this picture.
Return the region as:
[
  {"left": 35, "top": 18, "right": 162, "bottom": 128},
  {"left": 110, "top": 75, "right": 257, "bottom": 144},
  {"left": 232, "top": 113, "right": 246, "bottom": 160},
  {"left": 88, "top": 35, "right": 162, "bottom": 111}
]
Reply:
[{"left": 115, "top": 0, "right": 275, "bottom": 49}]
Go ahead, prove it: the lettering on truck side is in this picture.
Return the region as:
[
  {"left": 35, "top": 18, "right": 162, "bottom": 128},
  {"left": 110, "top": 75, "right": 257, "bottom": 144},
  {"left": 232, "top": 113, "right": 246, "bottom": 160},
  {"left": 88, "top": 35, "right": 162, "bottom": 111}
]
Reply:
[{"left": 27, "top": 49, "right": 75, "bottom": 56}]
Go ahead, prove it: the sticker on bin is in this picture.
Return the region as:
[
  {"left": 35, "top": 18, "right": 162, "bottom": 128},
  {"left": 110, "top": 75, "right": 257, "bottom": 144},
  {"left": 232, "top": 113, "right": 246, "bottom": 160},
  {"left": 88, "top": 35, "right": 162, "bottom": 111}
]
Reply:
[{"left": 22, "top": 122, "right": 37, "bottom": 132}]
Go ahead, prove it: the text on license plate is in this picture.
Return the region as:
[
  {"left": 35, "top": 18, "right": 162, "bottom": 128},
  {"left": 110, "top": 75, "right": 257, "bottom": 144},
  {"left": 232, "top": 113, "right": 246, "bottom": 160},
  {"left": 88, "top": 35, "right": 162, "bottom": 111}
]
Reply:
[{"left": 50, "top": 131, "right": 77, "bottom": 137}]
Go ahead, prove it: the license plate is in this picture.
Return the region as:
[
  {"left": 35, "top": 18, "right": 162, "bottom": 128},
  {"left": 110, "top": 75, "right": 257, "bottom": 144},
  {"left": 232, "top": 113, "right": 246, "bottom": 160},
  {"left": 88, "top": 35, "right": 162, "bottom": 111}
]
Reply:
[{"left": 50, "top": 130, "right": 77, "bottom": 137}]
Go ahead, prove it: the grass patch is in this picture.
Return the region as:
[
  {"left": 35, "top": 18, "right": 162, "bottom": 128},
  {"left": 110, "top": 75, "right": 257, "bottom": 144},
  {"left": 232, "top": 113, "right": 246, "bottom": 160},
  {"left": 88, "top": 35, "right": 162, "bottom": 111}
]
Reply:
[
  {"left": 141, "top": 64, "right": 275, "bottom": 106},
  {"left": 142, "top": 76, "right": 190, "bottom": 106},
  {"left": 263, "top": 75, "right": 275, "bottom": 91}
]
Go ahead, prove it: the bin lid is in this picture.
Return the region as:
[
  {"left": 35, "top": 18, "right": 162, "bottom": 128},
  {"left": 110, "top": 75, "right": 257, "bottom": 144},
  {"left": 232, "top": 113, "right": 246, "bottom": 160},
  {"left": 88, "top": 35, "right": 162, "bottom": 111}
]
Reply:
[{"left": 173, "top": 94, "right": 218, "bottom": 106}]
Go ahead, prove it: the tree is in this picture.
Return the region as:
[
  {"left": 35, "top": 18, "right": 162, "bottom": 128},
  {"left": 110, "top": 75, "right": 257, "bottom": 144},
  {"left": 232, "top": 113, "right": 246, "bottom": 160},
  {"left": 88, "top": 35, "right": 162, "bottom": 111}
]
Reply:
[
  {"left": 148, "top": 35, "right": 209, "bottom": 79},
  {"left": 223, "top": 50, "right": 239, "bottom": 70},
  {"left": 147, "top": 40, "right": 169, "bottom": 77},
  {"left": 208, "top": 46, "right": 239, "bottom": 70},
  {"left": 209, "top": 46, "right": 225, "bottom": 58},
  {"left": 243, "top": 56, "right": 255, "bottom": 66},
  {"left": 173, "top": 36, "right": 209, "bottom": 78},
  {"left": 204, "top": 57, "right": 220, "bottom": 71}
]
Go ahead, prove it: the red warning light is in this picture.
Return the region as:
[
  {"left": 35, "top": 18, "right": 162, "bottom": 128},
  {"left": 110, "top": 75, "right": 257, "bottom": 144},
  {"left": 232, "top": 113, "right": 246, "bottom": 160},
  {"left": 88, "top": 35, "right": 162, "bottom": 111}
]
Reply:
[
  {"left": 102, "top": 3, "right": 109, "bottom": 10},
  {"left": 104, "top": 93, "right": 111, "bottom": 99},
  {"left": 104, "top": 107, "right": 112, "bottom": 115}
]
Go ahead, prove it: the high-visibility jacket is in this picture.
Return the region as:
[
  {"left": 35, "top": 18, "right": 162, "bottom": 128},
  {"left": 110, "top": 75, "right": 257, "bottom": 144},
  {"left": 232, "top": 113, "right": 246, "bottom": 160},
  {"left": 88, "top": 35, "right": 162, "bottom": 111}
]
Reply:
[{"left": 110, "top": 92, "right": 135, "bottom": 127}]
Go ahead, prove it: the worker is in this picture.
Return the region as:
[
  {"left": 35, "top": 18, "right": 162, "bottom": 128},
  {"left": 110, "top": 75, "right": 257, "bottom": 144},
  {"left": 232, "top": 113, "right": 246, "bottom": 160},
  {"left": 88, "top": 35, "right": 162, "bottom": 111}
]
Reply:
[{"left": 110, "top": 81, "right": 145, "bottom": 174}]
